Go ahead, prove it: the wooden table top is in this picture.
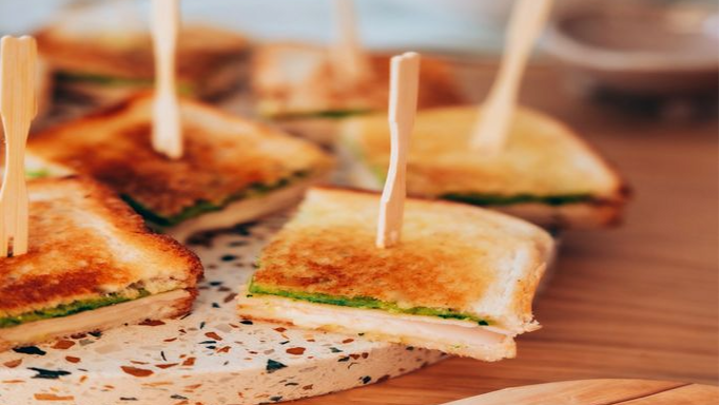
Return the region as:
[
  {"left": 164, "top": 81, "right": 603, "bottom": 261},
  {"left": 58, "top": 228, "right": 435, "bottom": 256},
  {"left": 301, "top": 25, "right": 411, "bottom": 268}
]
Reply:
[{"left": 297, "top": 61, "right": 719, "bottom": 404}]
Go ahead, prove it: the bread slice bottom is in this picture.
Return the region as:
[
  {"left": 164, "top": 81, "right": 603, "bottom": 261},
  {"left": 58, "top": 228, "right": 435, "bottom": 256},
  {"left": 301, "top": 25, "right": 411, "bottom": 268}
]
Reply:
[
  {"left": 166, "top": 176, "right": 321, "bottom": 242},
  {"left": 0, "top": 289, "right": 193, "bottom": 351},
  {"left": 238, "top": 288, "right": 516, "bottom": 362}
]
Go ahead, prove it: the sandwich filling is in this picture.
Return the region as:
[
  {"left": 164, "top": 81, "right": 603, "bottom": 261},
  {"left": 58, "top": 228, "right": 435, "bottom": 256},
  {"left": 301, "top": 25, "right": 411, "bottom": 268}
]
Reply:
[
  {"left": 0, "top": 289, "right": 150, "bottom": 329},
  {"left": 56, "top": 71, "right": 195, "bottom": 95},
  {"left": 436, "top": 192, "right": 592, "bottom": 206},
  {"left": 238, "top": 289, "right": 514, "bottom": 361},
  {"left": 248, "top": 279, "right": 490, "bottom": 325},
  {"left": 266, "top": 108, "right": 372, "bottom": 121},
  {"left": 125, "top": 170, "right": 311, "bottom": 227},
  {"left": 0, "top": 290, "right": 192, "bottom": 351}
]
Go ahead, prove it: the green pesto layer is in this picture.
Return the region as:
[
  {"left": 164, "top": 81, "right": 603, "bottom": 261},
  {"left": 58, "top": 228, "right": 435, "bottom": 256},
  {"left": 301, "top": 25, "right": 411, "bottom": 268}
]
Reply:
[
  {"left": 26, "top": 168, "right": 52, "bottom": 179},
  {"left": 441, "top": 192, "right": 595, "bottom": 207},
  {"left": 267, "top": 109, "right": 371, "bottom": 121},
  {"left": 248, "top": 279, "right": 490, "bottom": 326},
  {"left": 0, "top": 290, "right": 150, "bottom": 329},
  {"left": 56, "top": 71, "right": 194, "bottom": 95},
  {"left": 126, "top": 170, "right": 310, "bottom": 227}
]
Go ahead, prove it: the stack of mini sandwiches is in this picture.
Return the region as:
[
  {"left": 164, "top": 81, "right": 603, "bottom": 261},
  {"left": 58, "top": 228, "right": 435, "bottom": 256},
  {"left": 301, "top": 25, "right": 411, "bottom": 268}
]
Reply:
[
  {"left": 0, "top": 33, "right": 208, "bottom": 350},
  {"left": 1, "top": 0, "right": 630, "bottom": 368},
  {"left": 3, "top": 3, "right": 336, "bottom": 350},
  {"left": 236, "top": 47, "right": 566, "bottom": 362}
]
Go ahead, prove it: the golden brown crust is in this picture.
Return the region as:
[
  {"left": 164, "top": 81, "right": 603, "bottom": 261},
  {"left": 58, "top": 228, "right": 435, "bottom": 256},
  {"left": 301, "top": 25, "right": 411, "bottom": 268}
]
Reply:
[
  {"left": 28, "top": 94, "right": 334, "bottom": 218},
  {"left": 0, "top": 176, "right": 202, "bottom": 317},
  {"left": 342, "top": 105, "right": 628, "bottom": 213},
  {"left": 252, "top": 43, "right": 466, "bottom": 117},
  {"left": 252, "top": 187, "right": 553, "bottom": 331},
  {"left": 36, "top": 24, "right": 249, "bottom": 83}
]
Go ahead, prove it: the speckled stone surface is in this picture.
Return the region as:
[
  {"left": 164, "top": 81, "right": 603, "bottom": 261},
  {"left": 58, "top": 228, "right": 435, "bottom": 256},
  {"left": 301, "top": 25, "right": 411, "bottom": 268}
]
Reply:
[{"left": 0, "top": 214, "right": 444, "bottom": 404}]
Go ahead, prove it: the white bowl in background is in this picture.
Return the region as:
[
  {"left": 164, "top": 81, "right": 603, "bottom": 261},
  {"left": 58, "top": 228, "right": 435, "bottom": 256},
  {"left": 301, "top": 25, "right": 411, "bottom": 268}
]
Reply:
[{"left": 543, "top": 1, "right": 718, "bottom": 95}]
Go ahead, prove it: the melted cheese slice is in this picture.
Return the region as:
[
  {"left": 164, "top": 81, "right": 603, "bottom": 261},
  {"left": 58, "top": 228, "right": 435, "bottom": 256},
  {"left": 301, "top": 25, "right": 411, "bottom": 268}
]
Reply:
[
  {"left": 167, "top": 177, "right": 320, "bottom": 242},
  {"left": 0, "top": 290, "right": 189, "bottom": 351},
  {"left": 238, "top": 290, "right": 517, "bottom": 361}
]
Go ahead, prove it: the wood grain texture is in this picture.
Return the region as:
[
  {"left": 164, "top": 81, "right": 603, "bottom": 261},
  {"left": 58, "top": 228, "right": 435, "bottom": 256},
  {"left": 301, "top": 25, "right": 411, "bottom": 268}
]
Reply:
[
  {"left": 377, "top": 52, "right": 419, "bottom": 248},
  {"left": 447, "top": 379, "right": 716, "bottom": 405},
  {"left": 294, "top": 61, "right": 718, "bottom": 404},
  {"left": 621, "top": 384, "right": 718, "bottom": 405}
]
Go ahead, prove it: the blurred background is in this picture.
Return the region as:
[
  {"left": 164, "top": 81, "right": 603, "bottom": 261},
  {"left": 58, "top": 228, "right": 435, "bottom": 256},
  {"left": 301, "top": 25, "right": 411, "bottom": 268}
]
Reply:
[
  {"left": 0, "top": 0, "right": 716, "bottom": 401},
  {"left": 0, "top": 0, "right": 718, "bottom": 53}
]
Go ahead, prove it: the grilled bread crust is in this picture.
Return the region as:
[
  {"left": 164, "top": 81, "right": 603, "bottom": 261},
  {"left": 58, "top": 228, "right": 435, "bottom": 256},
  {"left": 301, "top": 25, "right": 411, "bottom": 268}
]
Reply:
[
  {"left": 342, "top": 105, "right": 627, "bottom": 201},
  {"left": 252, "top": 187, "right": 553, "bottom": 333},
  {"left": 27, "top": 94, "right": 334, "bottom": 219},
  {"left": 36, "top": 24, "right": 249, "bottom": 83},
  {"left": 0, "top": 176, "right": 203, "bottom": 318},
  {"left": 252, "top": 43, "right": 466, "bottom": 118}
]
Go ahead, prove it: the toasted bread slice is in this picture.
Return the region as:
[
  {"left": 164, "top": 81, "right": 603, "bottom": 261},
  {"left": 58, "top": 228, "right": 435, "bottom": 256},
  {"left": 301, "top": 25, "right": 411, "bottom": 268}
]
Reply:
[
  {"left": 341, "top": 105, "right": 628, "bottom": 229},
  {"left": 37, "top": 6, "right": 250, "bottom": 102},
  {"left": 0, "top": 176, "right": 202, "bottom": 350},
  {"left": 27, "top": 94, "right": 334, "bottom": 239},
  {"left": 251, "top": 43, "right": 466, "bottom": 145},
  {"left": 238, "top": 187, "right": 553, "bottom": 360}
]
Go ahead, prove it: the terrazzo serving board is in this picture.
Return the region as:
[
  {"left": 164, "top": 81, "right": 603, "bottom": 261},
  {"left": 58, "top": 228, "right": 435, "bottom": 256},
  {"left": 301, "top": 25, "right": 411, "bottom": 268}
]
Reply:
[{"left": 0, "top": 214, "right": 444, "bottom": 405}]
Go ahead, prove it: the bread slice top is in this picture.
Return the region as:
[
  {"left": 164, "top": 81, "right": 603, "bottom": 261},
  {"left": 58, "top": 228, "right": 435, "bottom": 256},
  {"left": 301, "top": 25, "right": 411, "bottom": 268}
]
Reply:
[
  {"left": 0, "top": 176, "right": 202, "bottom": 319},
  {"left": 252, "top": 43, "right": 465, "bottom": 118},
  {"left": 252, "top": 187, "right": 553, "bottom": 333},
  {"left": 37, "top": 20, "right": 248, "bottom": 81},
  {"left": 27, "top": 94, "right": 334, "bottom": 219},
  {"left": 342, "top": 105, "right": 624, "bottom": 199}
]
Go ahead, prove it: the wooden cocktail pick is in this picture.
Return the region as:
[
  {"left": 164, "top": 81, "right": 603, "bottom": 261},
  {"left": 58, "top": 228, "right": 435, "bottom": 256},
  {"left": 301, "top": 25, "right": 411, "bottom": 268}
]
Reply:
[
  {"left": 470, "top": 0, "right": 553, "bottom": 154},
  {"left": 441, "top": 379, "right": 717, "bottom": 405},
  {"left": 331, "top": 0, "right": 371, "bottom": 85},
  {"left": 0, "top": 36, "right": 37, "bottom": 257},
  {"left": 151, "top": 0, "right": 182, "bottom": 159},
  {"left": 376, "top": 52, "right": 420, "bottom": 249}
]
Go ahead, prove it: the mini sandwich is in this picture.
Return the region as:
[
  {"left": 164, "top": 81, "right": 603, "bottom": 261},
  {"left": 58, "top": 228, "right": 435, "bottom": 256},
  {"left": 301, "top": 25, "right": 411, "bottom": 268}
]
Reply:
[
  {"left": 251, "top": 43, "right": 465, "bottom": 145},
  {"left": 36, "top": 5, "right": 249, "bottom": 105},
  {"left": 0, "top": 176, "right": 202, "bottom": 351},
  {"left": 341, "top": 105, "right": 628, "bottom": 229},
  {"left": 27, "top": 94, "right": 334, "bottom": 241},
  {"left": 238, "top": 187, "right": 553, "bottom": 361}
]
